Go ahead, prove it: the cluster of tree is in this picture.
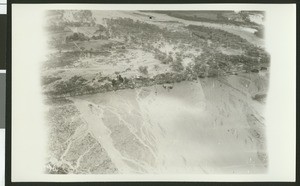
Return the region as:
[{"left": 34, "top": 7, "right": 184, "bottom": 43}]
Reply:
[
  {"left": 191, "top": 62, "right": 207, "bottom": 77},
  {"left": 46, "top": 51, "right": 268, "bottom": 98},
  {"left": 66, "top": 32, "right": 90, "bottom": 42},
  {"left": 104, "top": 18, "right": 268, "bottom": 65},
  {"left": 189, "top": 50, "right": 270, "bottom": 77},
  {"left": 187, "top": 25, "right": 252, "bottom": 50},
  {"left": 105, "top": 18, "right": 197, "bottom": 47},
  {"left": 111, "top": 75, "right": 130, "bottom": 88},
  {"left": 244, "top": 46, "right": 270, "bottom": 64},
  {"left": 138, "top": 66, "right": 149, "bottom": 75},
  {"left": 152, "top": 72, "right": 191, "bottom": 84},
  {"left": 170, "top": 56, "right": 184, "bottom": 72},
  {"left": 211, "top": 53, "right": 258, "bottom": 71},
  {"left": 188, "top": 25, "right": 270, "bottom": 66},
  {"left": 96, "top": 24, "right": 107, "bottom": 32},
  {"left": 105, "top": 18, "right": 163, "bottom": 44},
  {"left": 161, "top": 28, "right": 195, "bottom": 44},
  {"left": 62, "top": 21, "right": 95, "bottom": 27},
  {"left": 90, "top": 24, "right": 110, "bottom": 40},
  {"left": 91, "top": 34, "right": 109, "bottom": 40},
  {"left": 54, "top": 75, "right": 89, "bottom": 95}
]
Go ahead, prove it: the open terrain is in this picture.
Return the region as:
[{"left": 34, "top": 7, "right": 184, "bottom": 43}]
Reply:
[{"left": 43, "top": 10, "right": 269, "bottom": 174}]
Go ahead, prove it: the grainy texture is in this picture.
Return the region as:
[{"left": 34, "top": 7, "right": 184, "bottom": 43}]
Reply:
[{"left": 43, "top": 10, "right": 269, "bottom": 174}]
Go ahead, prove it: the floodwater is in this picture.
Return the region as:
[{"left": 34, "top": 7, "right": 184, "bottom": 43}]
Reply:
[{"left": 73, "top": 74, "right": 268, "bottom": 174}]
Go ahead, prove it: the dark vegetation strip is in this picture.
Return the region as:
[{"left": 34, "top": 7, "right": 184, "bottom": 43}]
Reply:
[{"left": 44, "top": 69, "right": 267, "bottom": 100}]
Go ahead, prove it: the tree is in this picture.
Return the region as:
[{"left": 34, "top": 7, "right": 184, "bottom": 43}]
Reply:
[
  {"left": 171, "top": 57, "right": 184, "bottom": 72},
  {"left": 117, "top": 75, "right": 124, "bottom": 83},
  {"left": 111, "top": 79, "right": 117, "bottom": 87},
  {"left": 138, "top": 66, "right": 148, "bottom": 75}
]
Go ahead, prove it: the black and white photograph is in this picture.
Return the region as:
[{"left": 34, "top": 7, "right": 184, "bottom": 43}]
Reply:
[
  {"left": 10, "top": 4, "right": 296, "bottom": 182},
  {"left": 44, "top": 10, "right": 269, "bottom": 175}
]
